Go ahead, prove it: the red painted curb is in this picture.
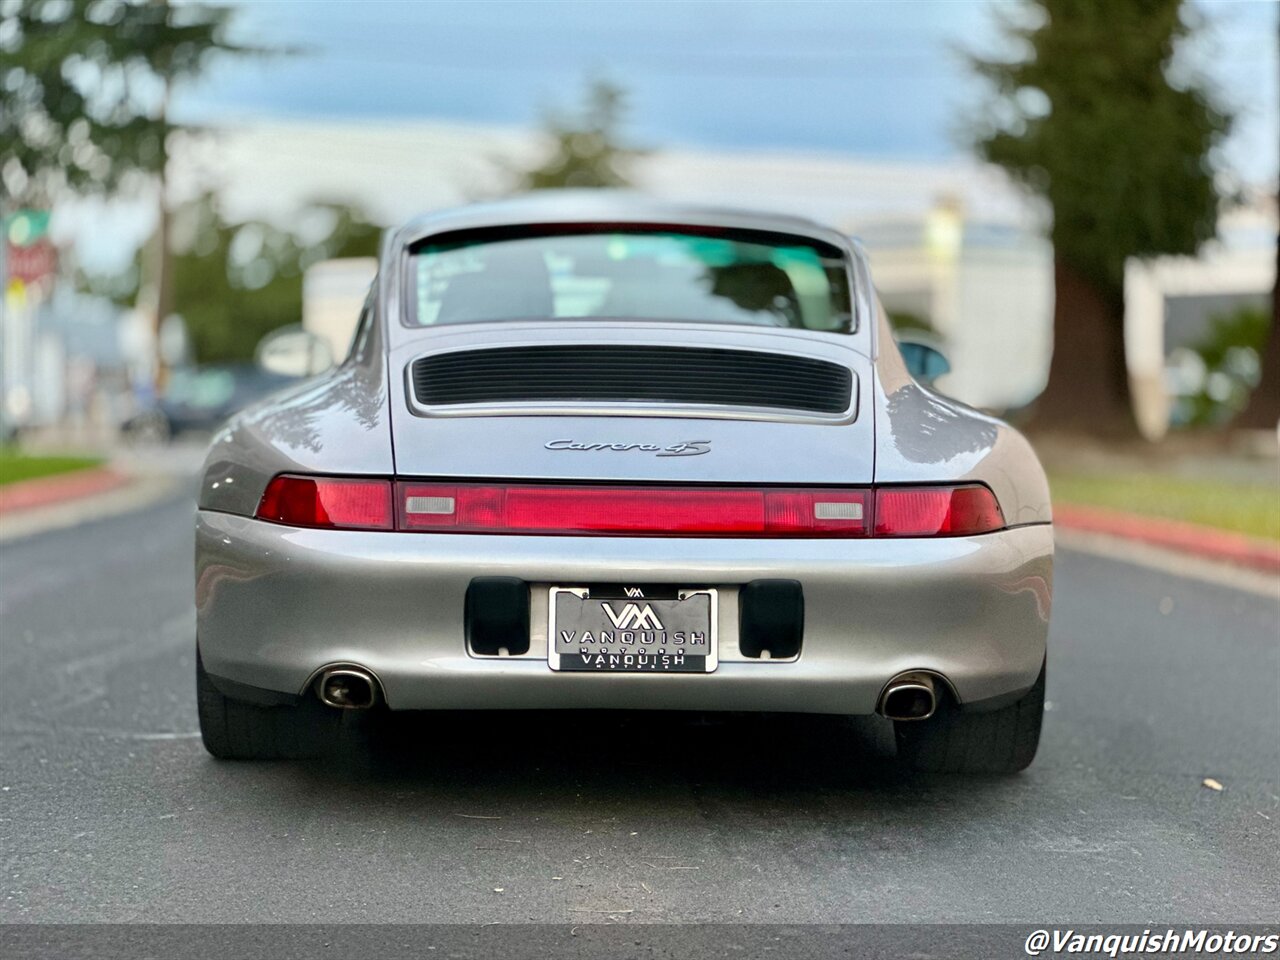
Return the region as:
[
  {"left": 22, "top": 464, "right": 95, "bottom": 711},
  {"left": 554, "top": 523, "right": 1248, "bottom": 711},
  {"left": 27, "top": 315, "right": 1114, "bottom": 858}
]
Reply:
[
  {"left": 1055, "top": 503, "right": 1280, "bottom": 574},
  {"left": 0, "top": 467, "right": 130, "bottom": 514}
]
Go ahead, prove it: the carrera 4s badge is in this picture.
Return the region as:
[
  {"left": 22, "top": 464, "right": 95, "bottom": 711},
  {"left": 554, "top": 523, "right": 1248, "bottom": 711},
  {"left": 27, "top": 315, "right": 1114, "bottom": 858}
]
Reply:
[{"left": 544, "top": 439, "right": 711, "bottom": 457}]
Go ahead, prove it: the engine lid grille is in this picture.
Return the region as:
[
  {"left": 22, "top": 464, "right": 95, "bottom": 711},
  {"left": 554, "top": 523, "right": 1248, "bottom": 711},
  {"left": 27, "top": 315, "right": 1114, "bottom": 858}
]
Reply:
[{"left": 410, "top": 345, "right": 854, "bottom": 416}]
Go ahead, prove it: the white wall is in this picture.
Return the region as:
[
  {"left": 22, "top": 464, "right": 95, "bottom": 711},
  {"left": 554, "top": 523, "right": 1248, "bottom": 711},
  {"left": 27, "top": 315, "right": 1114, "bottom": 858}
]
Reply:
[
  {"left": 952, "top": 243, "right": 1053, "bottom": 410},
  {"left": 858, "top": 220, "right": 1053, "bottom": 412},
  {"left": 1125, "top": 202, "right": 1278, "bottom": 439}
]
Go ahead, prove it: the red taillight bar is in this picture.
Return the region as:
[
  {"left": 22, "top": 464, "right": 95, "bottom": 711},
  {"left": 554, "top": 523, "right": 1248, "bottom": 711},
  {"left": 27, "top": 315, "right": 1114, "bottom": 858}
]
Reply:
[
  {"left": 257, "top": 476, "right": 394, "bottom": 530},
  {"left": 254, "top": 476, "right": 1004, "bottom": 538},
  {"left": 874, "top": 485, "right": 1006, "bottom": 538},
  {"left": 398, "top": 483, "right": 870, "bottom": 537}
]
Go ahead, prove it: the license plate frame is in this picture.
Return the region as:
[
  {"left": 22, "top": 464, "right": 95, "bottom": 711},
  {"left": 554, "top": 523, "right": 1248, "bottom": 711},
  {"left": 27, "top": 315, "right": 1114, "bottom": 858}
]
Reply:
[{"left": 547, "top": 586, "right": 718, "bottom": 673}]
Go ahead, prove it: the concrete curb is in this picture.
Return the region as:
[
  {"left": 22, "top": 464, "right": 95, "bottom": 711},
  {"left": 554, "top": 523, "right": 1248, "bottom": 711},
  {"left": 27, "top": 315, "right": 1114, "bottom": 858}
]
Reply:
[
  {"left": 1054, "top": 503, "right": 1280, "bottom": 574},
  {"left": 0, "top": 473, "right": 180, "bottom": 543},
  {"left": 0, "top": 466, "right": 130, "bottom": 514}
]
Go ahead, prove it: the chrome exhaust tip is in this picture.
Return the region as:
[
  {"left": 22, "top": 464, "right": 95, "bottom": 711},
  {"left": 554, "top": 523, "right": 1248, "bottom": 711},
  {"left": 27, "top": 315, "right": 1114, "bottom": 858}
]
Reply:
[
  {"left": 317, "top": 667, "right": 378, "bottom": 710},
  {"left": 878, "top": 672, "right": 937, "bottom": 722}
]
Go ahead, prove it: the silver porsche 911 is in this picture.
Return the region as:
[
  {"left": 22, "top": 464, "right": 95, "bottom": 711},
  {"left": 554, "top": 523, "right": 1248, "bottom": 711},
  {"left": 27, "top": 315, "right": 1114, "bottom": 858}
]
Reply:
[{"left": 195, "top": 193, "right": 1052, "bottom": 772}]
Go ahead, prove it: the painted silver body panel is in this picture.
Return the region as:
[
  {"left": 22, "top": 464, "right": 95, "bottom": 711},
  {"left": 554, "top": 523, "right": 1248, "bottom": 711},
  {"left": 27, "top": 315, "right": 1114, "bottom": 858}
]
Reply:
[
  {"left": 389, "top": 321, "right": 874, "bottom": 484},
  {"left": 199, "top": 309, "right": 392, "bottom": 518},
  {"left": 870, "top": 302, "right": 1053, "bottom": 526},
  {"left": 196, "top": 512, "right": 1051, "bottom": 714},
  {"left": 194, "top": 195, "right": 1053, "bottom": 714}
]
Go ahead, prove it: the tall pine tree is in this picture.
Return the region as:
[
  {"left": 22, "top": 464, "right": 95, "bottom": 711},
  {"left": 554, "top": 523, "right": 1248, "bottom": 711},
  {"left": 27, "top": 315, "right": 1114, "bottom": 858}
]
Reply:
[
  {"left": 969, "top": 0, "right": 1231, "bottom": 434},
  {"left": 513, "top": 80, "right": 641, "bottom": 191}
]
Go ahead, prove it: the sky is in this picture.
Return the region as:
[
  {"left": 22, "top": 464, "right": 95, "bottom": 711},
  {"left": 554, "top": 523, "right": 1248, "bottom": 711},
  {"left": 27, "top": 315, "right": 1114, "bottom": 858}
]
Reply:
[{"left": 177, "top": 0, "right": 1280, "bottom": 184}]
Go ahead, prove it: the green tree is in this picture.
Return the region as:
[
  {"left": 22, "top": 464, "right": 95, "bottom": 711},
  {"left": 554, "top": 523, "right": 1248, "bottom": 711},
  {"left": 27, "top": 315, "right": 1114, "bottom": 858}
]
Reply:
[
  {"left": 0, "top": 0, "right": 256, "bottom": 375},
  {"left": 513, "top": 79, "right": 640, "bottom": 191},
  {"left": 172, "top": 196, "right": 382, "bottom": 363},
  {"left": 83, "top": 195, "right": 382, "bottom": 363},
  {"left": 969, "top": 0, "right": 1232, "bottom": 434},
  {"left": 1176, "top": 304, "right": 1270, "bottom": 427}
]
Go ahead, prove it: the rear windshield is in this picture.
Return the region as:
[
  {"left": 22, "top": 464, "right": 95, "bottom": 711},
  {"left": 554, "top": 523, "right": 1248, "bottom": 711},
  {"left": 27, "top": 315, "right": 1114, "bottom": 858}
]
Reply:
[{"left": 409, "top": 227, "right": 854, "bottom": 333}]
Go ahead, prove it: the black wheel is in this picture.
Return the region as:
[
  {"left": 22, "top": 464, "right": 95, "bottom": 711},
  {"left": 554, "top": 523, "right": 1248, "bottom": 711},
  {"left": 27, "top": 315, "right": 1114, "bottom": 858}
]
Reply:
[
  {"left": 123, "top": 410, "right": 170, "bottom": 446},
  {"left": 197, "top": 653, "right": 338, "bottom": 760},
  {"left": 894, "top": 661, "right": 1046, "bottom": 774}
]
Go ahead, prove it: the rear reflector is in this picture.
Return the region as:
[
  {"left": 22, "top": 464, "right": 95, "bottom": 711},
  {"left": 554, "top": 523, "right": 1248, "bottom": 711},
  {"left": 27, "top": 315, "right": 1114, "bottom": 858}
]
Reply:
[
  {"left": 256, "top": 475, "right": 393, "bottom": 530},
  {"left": 873, "top": 485, "right": 1004, "bottom": 537},
  {"left": 398, "top": 483, "right": 871, "bottom": 537},
  {"left": 254, "top": 476, "right": 1004, "bottom": 538}
]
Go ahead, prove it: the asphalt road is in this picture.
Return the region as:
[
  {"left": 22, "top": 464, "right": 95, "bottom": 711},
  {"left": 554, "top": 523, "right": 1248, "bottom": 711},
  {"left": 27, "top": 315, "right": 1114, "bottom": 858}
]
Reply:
[{"left": 1, "top": 492, "right": 1276, "bottom": 924}]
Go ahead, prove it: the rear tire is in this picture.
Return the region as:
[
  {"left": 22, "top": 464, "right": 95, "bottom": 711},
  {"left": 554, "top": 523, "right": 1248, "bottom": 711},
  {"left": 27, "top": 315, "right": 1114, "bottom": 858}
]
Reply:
[
  {"left": 197, "top": 653, "right": 338, "bottom": 760},
  {"left": 894, "top": 661, "right": 1046, "bottom": 774}
]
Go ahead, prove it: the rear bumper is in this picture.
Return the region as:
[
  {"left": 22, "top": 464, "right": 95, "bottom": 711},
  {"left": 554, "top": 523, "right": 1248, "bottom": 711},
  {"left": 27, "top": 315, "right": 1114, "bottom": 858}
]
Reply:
[{"left": 195, "top": 512, "right": 1052, "bottom": 715}]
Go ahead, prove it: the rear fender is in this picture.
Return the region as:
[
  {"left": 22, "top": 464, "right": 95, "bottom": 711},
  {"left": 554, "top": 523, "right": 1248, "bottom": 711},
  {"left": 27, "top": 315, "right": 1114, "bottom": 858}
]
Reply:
[{"left": 872, "top": 303, "right": 1051, "bottom": 526}]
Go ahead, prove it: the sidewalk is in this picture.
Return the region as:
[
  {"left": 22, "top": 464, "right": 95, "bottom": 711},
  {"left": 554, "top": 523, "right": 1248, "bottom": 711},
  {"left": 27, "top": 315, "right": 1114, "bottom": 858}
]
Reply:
[
  {"left": 1036, "top": 432, "right": 1280, "bottom": 575},
  {"left": 0, "top": 466, "right": 128, "bottom": 513},
  {"left": 1054, "top": 503, "right": 1280, "bottom": 574},
  {"left": 0, "top": 443, "right": 202, "bottom": 542}
]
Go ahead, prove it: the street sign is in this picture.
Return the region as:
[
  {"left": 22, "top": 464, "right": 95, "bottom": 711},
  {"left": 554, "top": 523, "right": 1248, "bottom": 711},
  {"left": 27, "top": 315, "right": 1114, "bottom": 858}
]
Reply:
[{"left": 4, "top": 210, "right": 56, "bottom": 286}]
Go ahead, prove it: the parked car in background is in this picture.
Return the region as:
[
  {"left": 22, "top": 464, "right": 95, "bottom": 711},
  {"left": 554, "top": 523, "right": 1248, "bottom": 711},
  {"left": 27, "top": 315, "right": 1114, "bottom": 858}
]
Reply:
[{"left": 124, "top": 364, "right": 301, "bottom": 443}]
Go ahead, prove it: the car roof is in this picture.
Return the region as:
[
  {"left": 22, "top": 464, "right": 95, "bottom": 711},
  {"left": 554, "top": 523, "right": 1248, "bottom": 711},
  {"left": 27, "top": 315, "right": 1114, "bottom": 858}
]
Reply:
[{"left": 390, "top": 191, "right": 851, "bottom": 251}]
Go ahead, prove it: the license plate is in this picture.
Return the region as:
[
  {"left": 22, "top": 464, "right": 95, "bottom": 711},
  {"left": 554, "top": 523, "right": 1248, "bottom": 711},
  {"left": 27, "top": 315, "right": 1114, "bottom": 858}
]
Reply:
[{"left": 548, "top": 586, "right": 718, "bottom": 673}]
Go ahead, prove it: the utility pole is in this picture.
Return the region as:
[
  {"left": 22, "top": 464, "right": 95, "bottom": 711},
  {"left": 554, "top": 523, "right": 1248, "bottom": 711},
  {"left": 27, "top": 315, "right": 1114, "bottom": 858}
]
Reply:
[{"left": 149, "top": 0, "right": 174, "bottom": 388}]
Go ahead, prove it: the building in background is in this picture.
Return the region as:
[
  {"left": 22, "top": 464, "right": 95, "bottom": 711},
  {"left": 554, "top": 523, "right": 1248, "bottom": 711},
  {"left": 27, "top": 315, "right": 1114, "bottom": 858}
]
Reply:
[
  {"left": 853, "top": 205, "right": 1053, "bottom": 412},
  {"left": 303, "top": 257, "right": 378, "bottom": 361},
  {"left": 161, "top": 120, "right": 1059, "bottom": 414},
  {"left": 1126, "top": 194, "right": 1278, "bottom": 439},
  {"left": 38, "top": 119, "right": 1279, "bottom": 432}
]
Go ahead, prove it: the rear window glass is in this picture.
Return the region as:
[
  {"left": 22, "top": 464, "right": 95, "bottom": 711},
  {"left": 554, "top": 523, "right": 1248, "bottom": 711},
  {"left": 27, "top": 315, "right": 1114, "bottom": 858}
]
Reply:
[{"left": 409, "top": 227, "right": 854, "bottom": 333}]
